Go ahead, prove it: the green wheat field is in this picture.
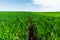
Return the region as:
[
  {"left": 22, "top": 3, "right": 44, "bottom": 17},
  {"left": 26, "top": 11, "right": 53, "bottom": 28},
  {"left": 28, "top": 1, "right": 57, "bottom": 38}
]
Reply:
[{"left": 0, "top": 12, "right": 60, "bottom": 40}]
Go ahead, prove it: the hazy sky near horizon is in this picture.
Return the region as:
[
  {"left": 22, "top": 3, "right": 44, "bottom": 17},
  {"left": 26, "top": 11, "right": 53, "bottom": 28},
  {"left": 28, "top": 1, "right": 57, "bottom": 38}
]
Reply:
[{"left": 0, "top": 0, "right": 60, "bottom": 11}]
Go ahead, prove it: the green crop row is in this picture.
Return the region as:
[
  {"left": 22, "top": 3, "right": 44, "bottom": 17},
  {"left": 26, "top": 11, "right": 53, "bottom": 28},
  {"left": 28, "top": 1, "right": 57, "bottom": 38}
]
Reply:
[
  {"left": 0, "top": 13, "right": 28, "bottom": 40},
  {"left": 0, "top": 12, "right": 60, "bottom": 40},
  {"left": 30, "top": 14, "right": 60, "bottom": 40}
]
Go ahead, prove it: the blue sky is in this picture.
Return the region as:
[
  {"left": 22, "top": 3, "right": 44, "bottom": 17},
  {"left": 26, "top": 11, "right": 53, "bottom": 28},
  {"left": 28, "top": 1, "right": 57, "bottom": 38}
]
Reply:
[
  {"left": 0, "top": 0, "right": 39, "bottom": 11},
  {"left": 0, "top": 0, "right": 60, "bottom": 11}
]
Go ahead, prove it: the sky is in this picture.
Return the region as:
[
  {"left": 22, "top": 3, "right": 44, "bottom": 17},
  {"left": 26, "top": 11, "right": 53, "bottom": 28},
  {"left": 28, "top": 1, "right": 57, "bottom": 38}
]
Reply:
[{"left": 0, "top": 0, "right": 60, "bottom": 11}]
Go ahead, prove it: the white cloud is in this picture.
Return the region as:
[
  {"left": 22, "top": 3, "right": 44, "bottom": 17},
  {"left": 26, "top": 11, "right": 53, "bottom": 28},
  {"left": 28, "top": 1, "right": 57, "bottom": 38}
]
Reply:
[{"left": 33, "top": 0, "right": 60, "bottom": 11}]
